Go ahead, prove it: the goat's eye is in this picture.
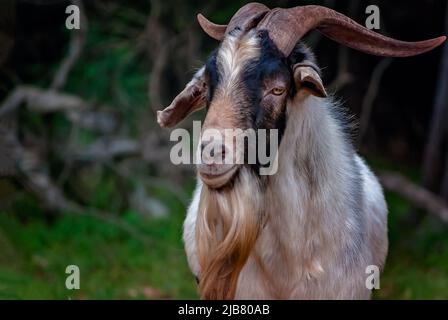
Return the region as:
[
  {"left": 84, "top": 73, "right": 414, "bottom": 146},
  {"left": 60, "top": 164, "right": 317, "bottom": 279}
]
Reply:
[{"left": 271, "top": 87, "right": 285, "bottom": 96}]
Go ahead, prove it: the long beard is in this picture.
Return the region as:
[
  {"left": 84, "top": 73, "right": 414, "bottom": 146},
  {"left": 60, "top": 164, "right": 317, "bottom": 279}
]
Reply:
[{"left": 196, "top": 167, "right": 263, "bottom": 299}]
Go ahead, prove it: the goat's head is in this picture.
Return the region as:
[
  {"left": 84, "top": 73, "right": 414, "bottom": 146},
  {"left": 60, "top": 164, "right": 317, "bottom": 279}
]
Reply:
[{"left": 158, "top": 3, "right": 445, "bottom": 189}]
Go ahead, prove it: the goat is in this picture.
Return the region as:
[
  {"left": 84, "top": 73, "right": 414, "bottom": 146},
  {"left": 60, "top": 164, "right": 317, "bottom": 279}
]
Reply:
[{"left": 157, "top": 3, "right": 446, "bottom": 299}]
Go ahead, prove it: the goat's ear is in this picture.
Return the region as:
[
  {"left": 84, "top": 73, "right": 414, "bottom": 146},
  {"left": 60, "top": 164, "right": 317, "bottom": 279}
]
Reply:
[
  {"left": 293, "top": 63, "right": 327, "bottom": 98},
  {"left": 157, "top": 67, "right": 207, "bottom": 128}
]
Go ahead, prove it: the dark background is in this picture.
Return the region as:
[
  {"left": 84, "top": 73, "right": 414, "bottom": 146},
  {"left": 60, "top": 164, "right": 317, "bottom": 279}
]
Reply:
[{"left": 0, "top": 0, "right": 447, "bottom": 299}]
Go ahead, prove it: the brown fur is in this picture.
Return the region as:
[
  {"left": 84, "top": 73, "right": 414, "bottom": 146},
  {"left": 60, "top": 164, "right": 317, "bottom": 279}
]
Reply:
[{"left": 196, "top": 168, "right": 262, "bottom": 299}]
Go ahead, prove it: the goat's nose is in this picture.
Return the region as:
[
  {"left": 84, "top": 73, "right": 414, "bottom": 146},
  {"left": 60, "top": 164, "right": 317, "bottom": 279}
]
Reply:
[
  {"left": 201, "top": 141, "right": 225, "bottom": 156},
  {"left": 200, "top": 140, "right": 228, "bottom": 165}
]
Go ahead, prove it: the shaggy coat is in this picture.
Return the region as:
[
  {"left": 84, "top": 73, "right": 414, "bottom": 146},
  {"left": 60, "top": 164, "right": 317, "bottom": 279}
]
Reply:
[{"left": 184, "top": 91, "right": 388, "bottom": 300}]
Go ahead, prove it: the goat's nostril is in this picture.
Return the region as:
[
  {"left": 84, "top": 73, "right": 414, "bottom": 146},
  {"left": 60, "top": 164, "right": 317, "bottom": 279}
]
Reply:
[
  {"left": 221, "top": 145, "right": 226, "bottom": 160},
  {"left": 200, "top": 142, "right": 208, "bottom": 154},
  {"left": 207, "top": 144, "right": 225, "bottom": 159}
]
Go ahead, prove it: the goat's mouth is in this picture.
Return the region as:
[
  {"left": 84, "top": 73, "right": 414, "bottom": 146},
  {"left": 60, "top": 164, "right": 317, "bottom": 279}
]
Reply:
[{"left": 198, "top": 164, "right": 239, "bottom": 189}]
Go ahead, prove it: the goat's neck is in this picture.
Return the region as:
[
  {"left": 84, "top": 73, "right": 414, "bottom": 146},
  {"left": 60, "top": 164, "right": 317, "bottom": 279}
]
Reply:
[{"left": 262, "top": 93, "right": 357, "bottom": 277}]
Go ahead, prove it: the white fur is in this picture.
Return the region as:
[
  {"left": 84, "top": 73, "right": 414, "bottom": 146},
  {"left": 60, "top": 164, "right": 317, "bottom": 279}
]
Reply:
[{"left": 216, "top": 30, "right": 260, "bottom": 95}]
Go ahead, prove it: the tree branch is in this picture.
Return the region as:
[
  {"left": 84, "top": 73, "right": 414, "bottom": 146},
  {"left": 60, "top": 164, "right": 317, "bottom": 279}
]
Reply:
[
  {"left": 379, "top": 171, "right": 448, "bottom": 223},
  {"left": 0, "top": 86, "right": 119, "bottom": 133},
  {"left": 63, "top": 137, "right": 141, "bottom": 161},
  {"left": 357, "top": 58, "right": 393, "bottom": 147},
  {"left": 50, "top": 0, "right": 87, "bottom": 91}
]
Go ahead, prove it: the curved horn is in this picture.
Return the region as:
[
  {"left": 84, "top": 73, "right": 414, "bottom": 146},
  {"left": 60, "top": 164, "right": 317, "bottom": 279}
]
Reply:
[
  {"left": 258, "top": 5, "right": 446, "bottom": 57},
  {"left": 197, "top": 2, "right": 269, "bottom": 41},
  {"left": 197, "top": 14, "right": 226, "bottom": 41}
]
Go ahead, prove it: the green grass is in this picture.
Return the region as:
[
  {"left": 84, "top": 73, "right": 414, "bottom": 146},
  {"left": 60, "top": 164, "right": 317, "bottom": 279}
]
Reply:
[
  {"left": 375, "top": 193, "right": 448, "bottom": 299},
  {"left": 0, "top": 196, "right": 198, "bottom": 299}
]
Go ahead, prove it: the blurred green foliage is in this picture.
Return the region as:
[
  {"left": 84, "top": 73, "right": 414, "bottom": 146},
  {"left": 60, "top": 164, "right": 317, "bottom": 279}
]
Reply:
[{"left": 377, "top": 193, "right": 448, "bottom": 299}]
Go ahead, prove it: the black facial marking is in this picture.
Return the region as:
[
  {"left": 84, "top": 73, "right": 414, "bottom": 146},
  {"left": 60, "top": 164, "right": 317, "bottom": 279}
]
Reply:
[
  {"left": 288, "top": 42, "right": 316, "bottom": 66},
  {"left": 242, "top": 31, "right": 291, "bottom": 135},
  {"left": 204, "top": 49, "right": 219, "bottom": 104}
]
